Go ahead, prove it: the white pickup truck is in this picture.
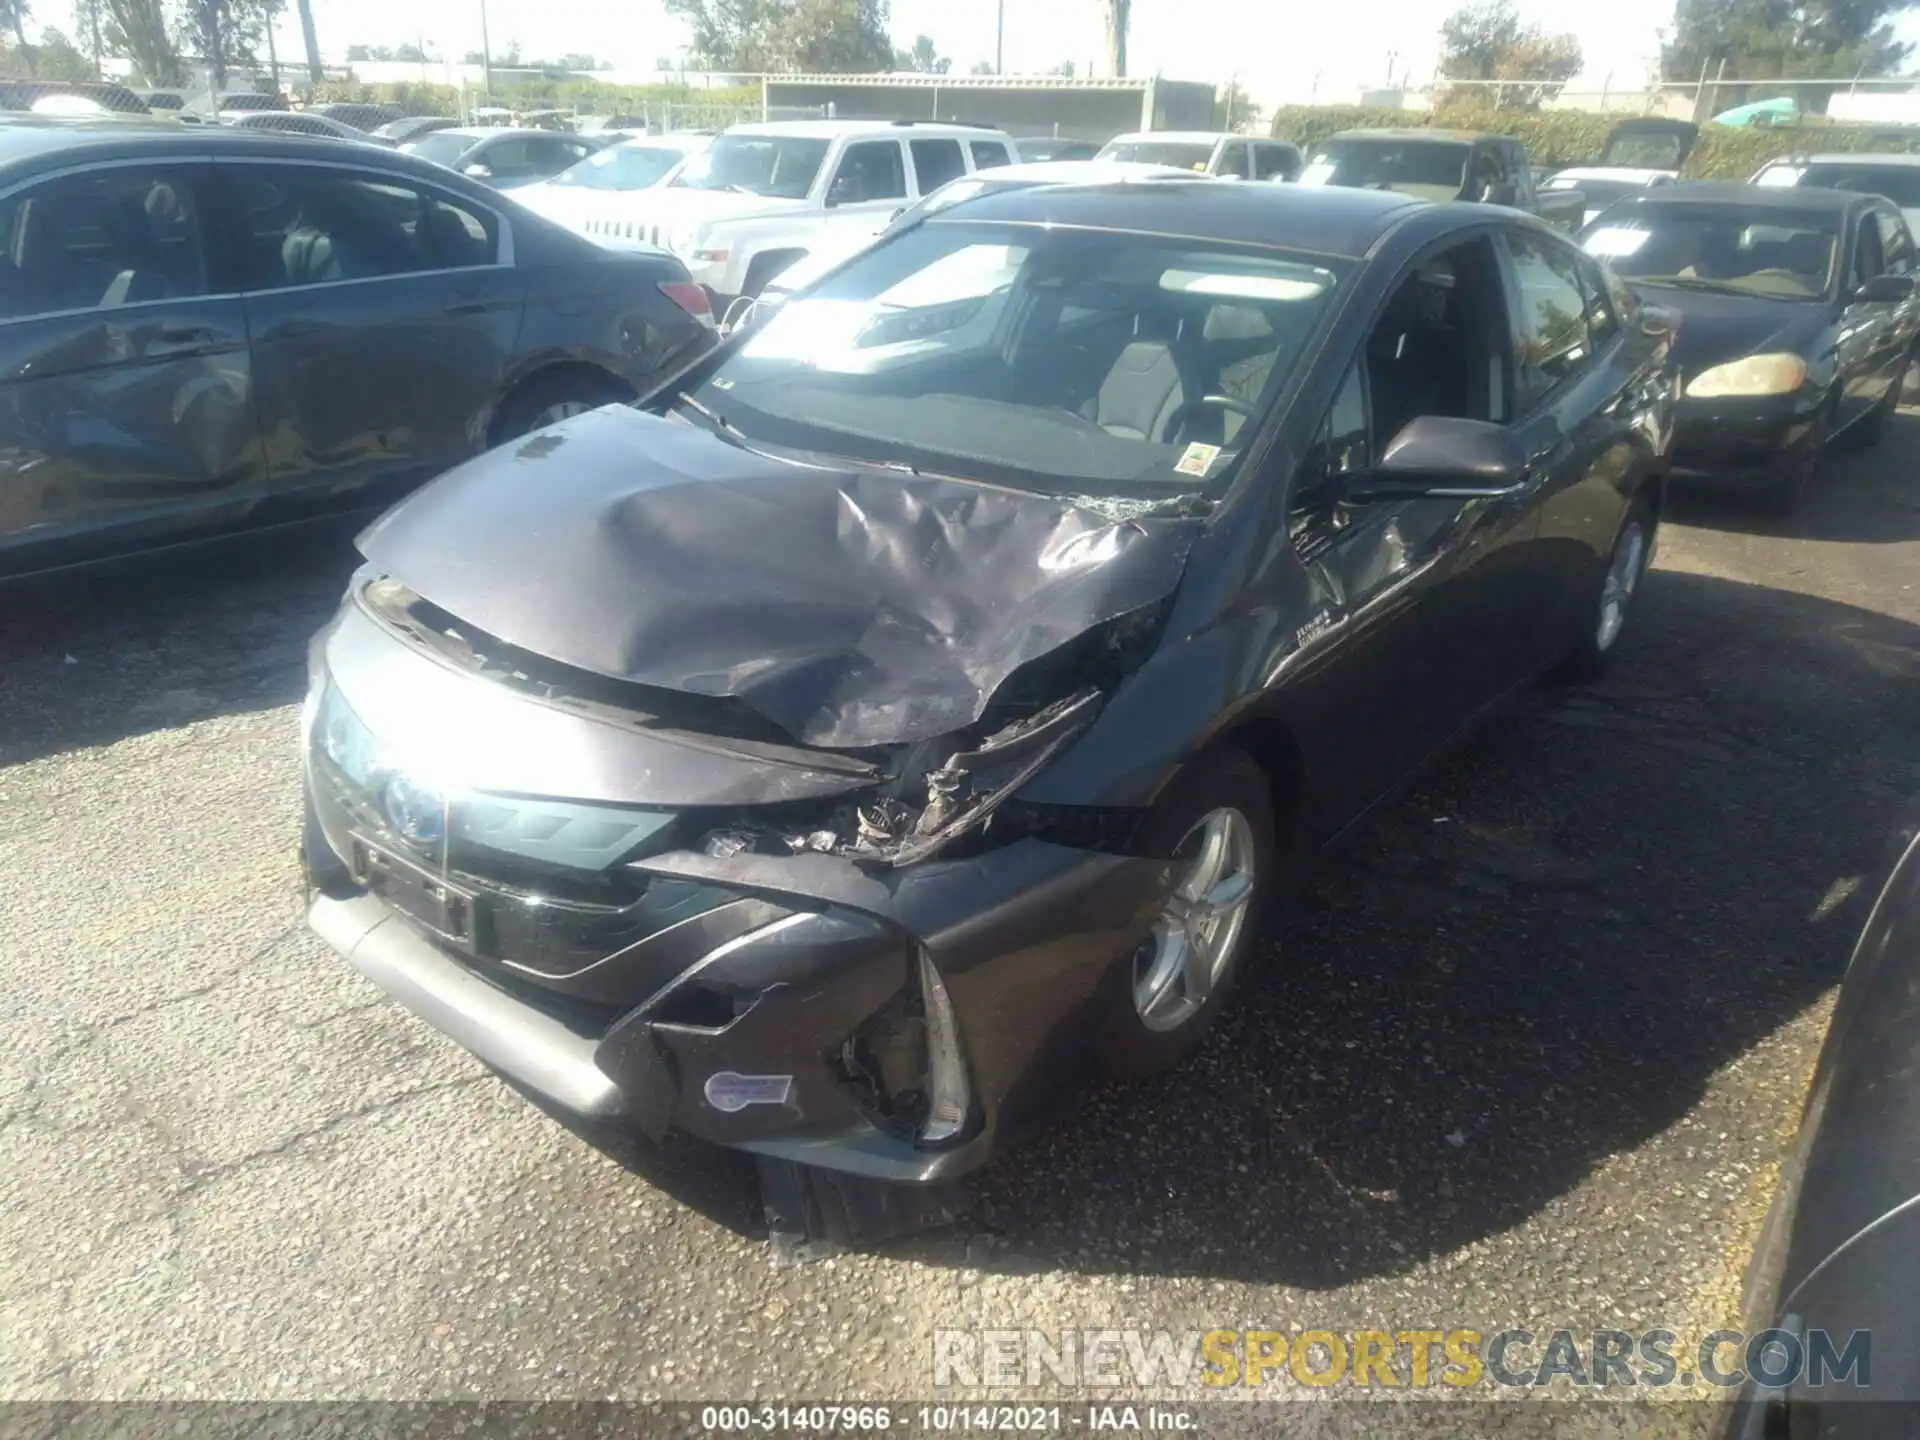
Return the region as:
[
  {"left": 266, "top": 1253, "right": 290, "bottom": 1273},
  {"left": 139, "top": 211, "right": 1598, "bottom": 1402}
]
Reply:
[{"left": 570, "top": 118, "right": 1021, "bottom": 305}]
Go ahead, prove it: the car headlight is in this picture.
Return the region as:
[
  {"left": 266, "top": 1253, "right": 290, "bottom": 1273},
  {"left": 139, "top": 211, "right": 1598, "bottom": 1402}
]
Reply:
[{"left": 1686, "top": 353, "right": 1808, "bottom": 398}]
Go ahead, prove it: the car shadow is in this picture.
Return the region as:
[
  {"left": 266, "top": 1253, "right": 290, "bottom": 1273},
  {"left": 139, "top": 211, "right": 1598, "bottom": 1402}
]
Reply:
[
  {"left": 914, "top": 568, "right": 1920, "bottom": 1284},
  {"left": 1665, "top": 408, "right": 1920, "bottom": 544},
  {"left": 0, "top": 524, "right": 362, "bottom": 768},
  {"left": 537, "top": 568, "right": 1920, "bottom": 1279}
]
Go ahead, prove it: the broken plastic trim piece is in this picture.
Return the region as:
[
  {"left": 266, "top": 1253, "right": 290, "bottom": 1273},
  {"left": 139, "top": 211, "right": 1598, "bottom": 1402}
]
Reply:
[{"left": 917, "top": 950, "right": 969, "bottom": 1144}]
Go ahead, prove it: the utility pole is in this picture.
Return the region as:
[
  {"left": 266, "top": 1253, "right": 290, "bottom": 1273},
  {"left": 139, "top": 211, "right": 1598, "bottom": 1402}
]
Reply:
[
  {"left": 995, "top": 0, "right": 1003, "bottom": 74},
  {"left": 297, "top": 0, "right": 322, "bottom": 83},
  {"left": 479, "top": 0, "right": 494, "bottom": 98}
]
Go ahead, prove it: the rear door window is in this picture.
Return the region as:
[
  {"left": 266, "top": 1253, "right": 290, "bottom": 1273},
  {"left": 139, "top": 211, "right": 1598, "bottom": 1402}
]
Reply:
[
  {"left": 1253, "top": 143, "right": 1298, "bottom": 181},
  {"left": 909, "top": 138, "right": 967, "bottom": 193},
  {"left": 0, "top": 164, "right": 209, "bottom": 320},
  {"left": 1218, "top": 140, "right": 1250, "bottom": 178},
  {"left": 969, "top": 140, "right": 1012, "bottom": 170},
  {"left": 229, "top": 166, "right": 501, "bottom": 290}
]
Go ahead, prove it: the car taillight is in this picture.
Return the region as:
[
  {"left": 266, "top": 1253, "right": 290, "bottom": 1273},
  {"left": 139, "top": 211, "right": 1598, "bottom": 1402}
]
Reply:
[{"left": 659, "top": 280, "right": 715, "bottom": 329}]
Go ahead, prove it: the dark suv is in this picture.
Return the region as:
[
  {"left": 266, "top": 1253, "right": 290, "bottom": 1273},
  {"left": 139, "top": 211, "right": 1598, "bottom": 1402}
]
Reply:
[{"left": 0, "top": 122, "right": 714, "bottom": 578}]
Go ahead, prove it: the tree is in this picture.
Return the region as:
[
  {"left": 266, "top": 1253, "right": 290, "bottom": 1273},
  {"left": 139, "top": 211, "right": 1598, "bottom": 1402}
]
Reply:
[
  {"left": 894, "top": 32, "right": 948, "bottom": 72},
  {"left": 393, "top": 40, "right": 428, "bottom": 61},
  {"left": 0, "top": 0, "right": 32, "bottom": 73},
  {"left": 667, "top": 0, "right": 892, "bottom": 72},
  {"left": 968, "top": 57, "right": 992, "bottom": 74},
  {"left": 1663, "top": 0, "right": 1916, "bottom": 86},
  {"left": 1439, "top": 0, "right": 1582, "bottom": 106},
  {"left": 34, "top": 25, "right": 94, "bottom": 78},
  {"left": 1101, "top": 0, "right": 1127, "bottom": 77},
  {"left": 1216, "top": 78, "right": 1260, "bottom": 131},
  {"left": 462, "top": 48, "right": 485, "bottom": 64},
  {"left": 102, "top": 0, "right": 182, "bottom": 83},
  {"left": 174, "top": 0, "right": 267, "bottom": 89}
]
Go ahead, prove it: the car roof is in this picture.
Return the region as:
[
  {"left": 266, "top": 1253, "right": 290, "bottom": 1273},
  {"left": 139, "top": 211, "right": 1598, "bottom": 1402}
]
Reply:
[
  {"left": 1771, "top": 153, "right": 1920, "bottom": 168},
  {"left": 1621, "top": 180, "right": 1866, "bottom": 212},
  {"left": 982, "top": 160, "right": 1207, "bottom": 184},
  {"left": 0, "top": 120, "right": 504, "bottom": 179},
  {"left": 1102, "top": 131, "right": 1238, "bottom": 145},
  {"left": 1327, "top": 128, "right": 1488, "bottom": 144},
  {"left": 930, "top": 178, "right": 1424, "bottom": 258},
  {"left": 719, "top": 119, "right": 1009, "bottom": 140}
]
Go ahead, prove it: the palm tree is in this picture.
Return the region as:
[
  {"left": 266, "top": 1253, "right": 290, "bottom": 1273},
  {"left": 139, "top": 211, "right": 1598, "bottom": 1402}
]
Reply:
[{"left": 1101, "top": 0, "right": 1128, "bottom": 78}]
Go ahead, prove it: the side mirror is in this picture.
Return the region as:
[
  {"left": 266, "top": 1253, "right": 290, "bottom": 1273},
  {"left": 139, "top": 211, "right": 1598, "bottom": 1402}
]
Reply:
[
  {"left": 463, "top": 162, "right": 493, "bottom": 179},
  {"left": 1483, "top": 181, "right": 1518, "bottom": 207},
  {"left": 826, "top": 179, "right": 857, "bottom": 208},
  {"left": 1343, "top": 416, "right": 1531, "bottom": 502},
  {"left": 1852, "top": 273, "right": 1914, "bottom": 304}
]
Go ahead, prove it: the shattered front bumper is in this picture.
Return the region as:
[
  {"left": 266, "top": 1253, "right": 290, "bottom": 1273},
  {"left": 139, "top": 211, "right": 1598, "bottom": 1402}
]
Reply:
[
  {"left": 299, "top": 603, "right": 1177, "bottom": 1186},
  {"left": 305, "top": 820, "right": 1169, "bottom": 1183},
  {"left": 1668, "top": 395, "right": 1821, "bottom": 486}
]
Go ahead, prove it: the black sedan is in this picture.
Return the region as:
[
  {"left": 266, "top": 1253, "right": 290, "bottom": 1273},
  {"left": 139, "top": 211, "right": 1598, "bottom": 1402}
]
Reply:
[
  {"left": 400, "top": 126, "right": 604, "bottom": 190},
  {"left": 300, "top": 181, "right": 1675, "bottom": 1236},
  {"left": 0, "top": 123, "right": 715, "bottom": 580},
  {"left": 1731, "top": 802, "right": 1920, "bottom": 1436},
  {"left": 1582, "top": 182, "right": 1920, "bottom": 509}
]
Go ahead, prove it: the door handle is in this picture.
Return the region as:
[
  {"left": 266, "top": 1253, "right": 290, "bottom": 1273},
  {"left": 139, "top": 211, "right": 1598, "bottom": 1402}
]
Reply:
[{"left": 144, "top": 325, "right": 222, "bottom": 358}]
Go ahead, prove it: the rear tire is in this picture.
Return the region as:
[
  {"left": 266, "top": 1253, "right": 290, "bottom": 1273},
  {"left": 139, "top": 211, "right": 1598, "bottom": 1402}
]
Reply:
[
  {"left": 1097, "top": 746, "right": 1276, "bottom": 1082},
  {"left": 492, "top": 370, "right": 629, "bottom": 443}
]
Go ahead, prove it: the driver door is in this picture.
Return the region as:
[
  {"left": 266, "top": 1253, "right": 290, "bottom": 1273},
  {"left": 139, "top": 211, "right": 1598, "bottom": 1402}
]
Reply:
[
  {"left": 820, "top": 139, "right": 911, "bottom": 252},
  {"left": 1839, "top": 216, "right": 1893, "bottom": 425}
]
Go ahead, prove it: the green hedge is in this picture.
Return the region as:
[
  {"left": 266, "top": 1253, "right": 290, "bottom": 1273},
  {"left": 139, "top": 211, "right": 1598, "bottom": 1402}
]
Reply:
[
  {"left": 1270, "top": 100, "right": 1920, "bottom": 178},
  {"left": 309, "top": 78, "right": 760, "bottom": 118}
]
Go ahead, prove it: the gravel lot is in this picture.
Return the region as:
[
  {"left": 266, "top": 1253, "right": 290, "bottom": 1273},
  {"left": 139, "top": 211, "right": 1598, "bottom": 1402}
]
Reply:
[{"left": 4, "top": 420, "right": 1919, "bottom": 1414}]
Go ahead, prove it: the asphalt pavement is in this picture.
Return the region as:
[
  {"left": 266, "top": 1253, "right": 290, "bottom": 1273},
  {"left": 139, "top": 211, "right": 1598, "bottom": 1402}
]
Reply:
[{"left": 4, "top": 422, "right": 1919, "bottom": 1417}]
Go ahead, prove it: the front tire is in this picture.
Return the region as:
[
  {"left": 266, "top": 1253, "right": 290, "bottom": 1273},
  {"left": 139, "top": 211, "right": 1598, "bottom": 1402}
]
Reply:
[
  {"left": 1098, "top": 746, "right": 1276, "bottom": 1082},
  {"left": 1557, "top": 493, "right": 1654, "bottom": 683}
]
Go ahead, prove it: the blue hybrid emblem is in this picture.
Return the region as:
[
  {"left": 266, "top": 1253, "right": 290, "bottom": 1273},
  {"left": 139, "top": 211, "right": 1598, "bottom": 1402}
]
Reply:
[{"left": 382, "top": 773, "right": 447, "bottom": 847}]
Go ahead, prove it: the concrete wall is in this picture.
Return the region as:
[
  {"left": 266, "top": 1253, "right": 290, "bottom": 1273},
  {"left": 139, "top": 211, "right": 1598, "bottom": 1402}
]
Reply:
[{"left": 759, "top": 78, "right": 1218, "bottom": 142}]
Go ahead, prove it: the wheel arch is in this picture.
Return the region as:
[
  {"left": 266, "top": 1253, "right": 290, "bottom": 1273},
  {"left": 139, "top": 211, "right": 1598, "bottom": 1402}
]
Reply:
[{"left": 486, "top": 360, "right": 635, "bottom": 446}]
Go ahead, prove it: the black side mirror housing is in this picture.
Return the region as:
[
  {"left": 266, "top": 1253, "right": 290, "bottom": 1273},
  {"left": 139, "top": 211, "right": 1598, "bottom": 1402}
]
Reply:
[
  {"left": 1343, "top": 416, "right": 1531, "bottom": 502},
  {"left": 1852, "top": 273, "right": 1914, "bottom": 304},
  {"left": 1483, "top": 181, "right": 1518, "bottom": 207}
]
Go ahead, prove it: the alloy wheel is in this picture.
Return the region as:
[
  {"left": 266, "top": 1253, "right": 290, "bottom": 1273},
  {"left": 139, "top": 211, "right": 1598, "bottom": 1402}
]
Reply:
[
  {"left": 1133, "top": 807, "right": 1258, "bottom": 1033},
  {"left": 532, "top": 399, "right": 594, "bottom": 428},
  {"left": 1596, "top": 520, "right": 1646, "bottom": 653}
]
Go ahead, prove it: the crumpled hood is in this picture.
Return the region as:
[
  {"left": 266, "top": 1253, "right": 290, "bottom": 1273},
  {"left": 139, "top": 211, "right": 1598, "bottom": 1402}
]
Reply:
[
  {"left": 356, "top": 406, "right": 1202, "bottom": 749},
  {"left": 1633, "top": 283, "right": 1829, "bottom": 378}
]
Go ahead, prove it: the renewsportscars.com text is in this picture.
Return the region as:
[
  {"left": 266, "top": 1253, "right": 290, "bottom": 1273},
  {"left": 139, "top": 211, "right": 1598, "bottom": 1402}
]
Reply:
[{"left": 932, "top": 1327, "right": 1870, "bottom": 1391}]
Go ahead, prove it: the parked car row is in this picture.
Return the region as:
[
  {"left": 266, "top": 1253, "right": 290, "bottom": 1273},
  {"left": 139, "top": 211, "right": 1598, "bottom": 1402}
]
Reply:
[{"left": 0, "top": 123, "right": 713, "bottom": 580}]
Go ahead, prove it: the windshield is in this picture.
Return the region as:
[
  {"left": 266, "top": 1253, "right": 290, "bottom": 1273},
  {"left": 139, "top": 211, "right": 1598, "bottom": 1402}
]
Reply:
[
  {"left": 1583, "top": 204, "right": 1838, "bottom": 298},
  {"left": 1299, "top": 139, "right": 1471, "bottom": 200},
  {"left": 1097, "top": 140, "right": 1215, "bottom": 171},
  {"left": 672, "top": 134, "right": 830, "bottom": 198},
  {"left": 404, "top": 132, "right": 475, "bottom": 168},
  {"left": 690, "top": 220, "right": 1342, "bottom": 497},
  {"left": 552, "top": 143, "right": 688, "bottom": 191}
]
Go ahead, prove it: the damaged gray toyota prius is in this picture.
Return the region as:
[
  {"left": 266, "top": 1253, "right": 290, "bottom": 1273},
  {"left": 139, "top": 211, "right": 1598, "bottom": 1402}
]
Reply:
[{"left": 302, "top": 179, "right": 1674, "bottom": 1240}]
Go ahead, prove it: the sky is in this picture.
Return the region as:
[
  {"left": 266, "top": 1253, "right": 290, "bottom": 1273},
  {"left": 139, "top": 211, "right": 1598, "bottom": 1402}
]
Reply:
[{"left": 42, "top": 0, "right": 1920, "bottom": 107}]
